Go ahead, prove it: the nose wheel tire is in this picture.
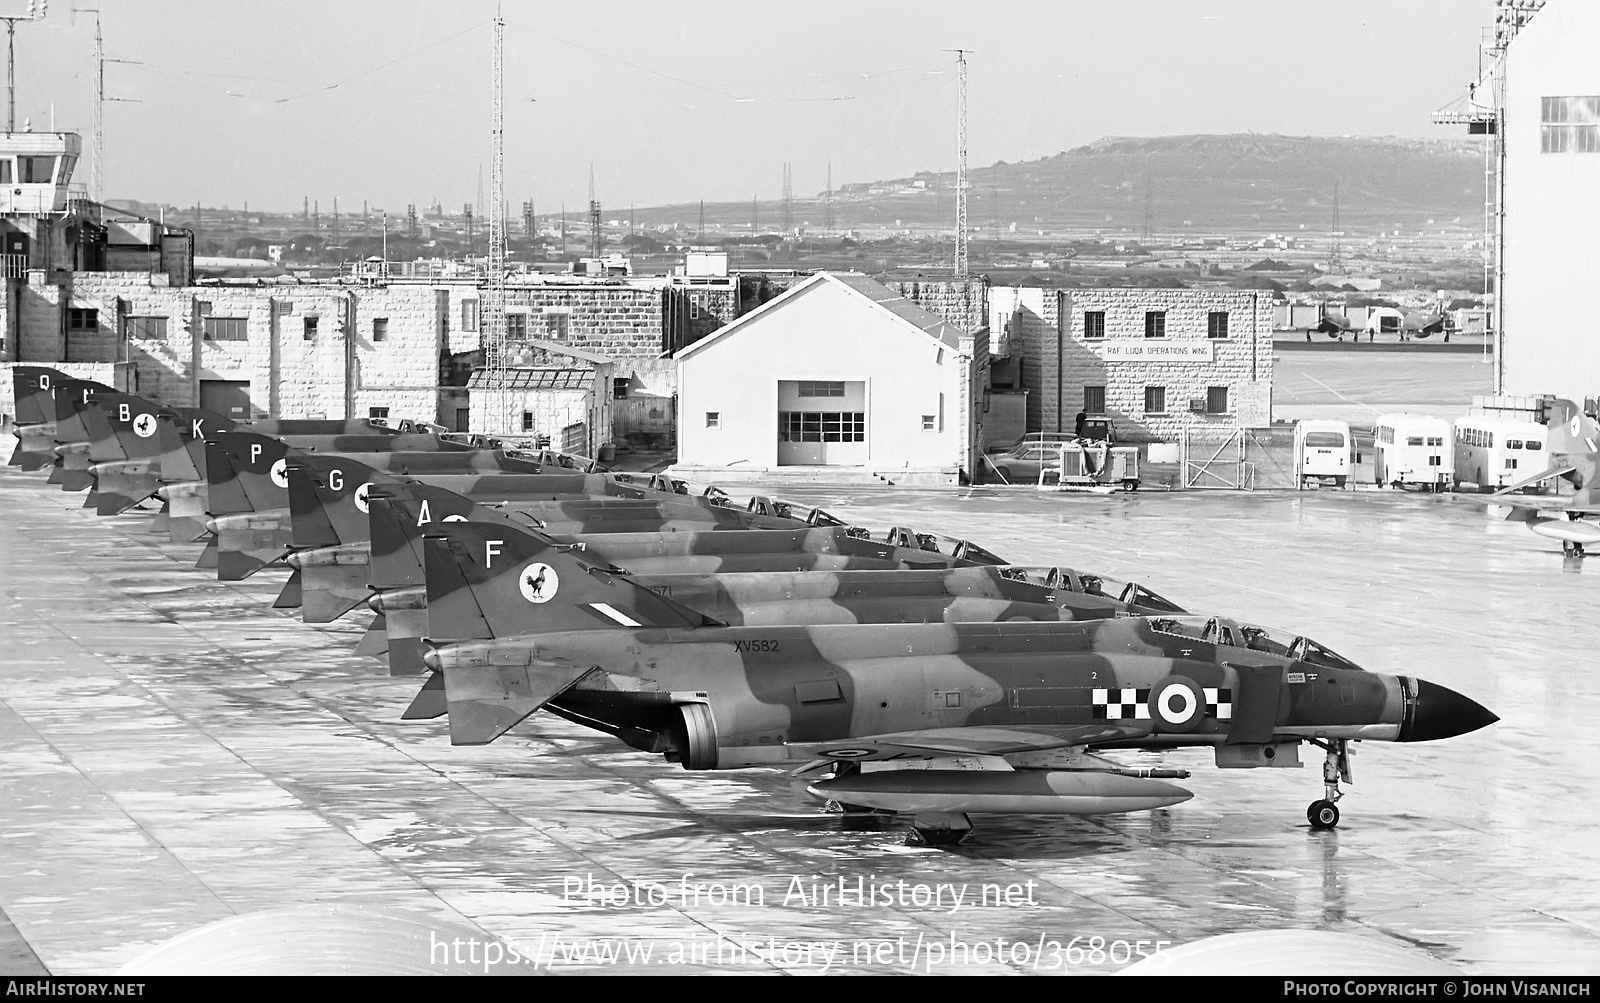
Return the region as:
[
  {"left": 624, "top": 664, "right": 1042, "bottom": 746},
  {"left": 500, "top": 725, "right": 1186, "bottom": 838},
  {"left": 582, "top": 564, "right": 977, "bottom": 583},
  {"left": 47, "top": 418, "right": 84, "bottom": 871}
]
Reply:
[{"left": 1307, "top": 799, "right": 1341, "bottom": 830}]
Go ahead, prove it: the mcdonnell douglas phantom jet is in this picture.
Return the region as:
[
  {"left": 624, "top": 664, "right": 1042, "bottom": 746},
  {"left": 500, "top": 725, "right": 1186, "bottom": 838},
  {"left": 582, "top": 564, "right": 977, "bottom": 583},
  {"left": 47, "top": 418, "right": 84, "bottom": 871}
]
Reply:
[{"left": 416, "top": 520, "right": 1497, "bottom": 845}]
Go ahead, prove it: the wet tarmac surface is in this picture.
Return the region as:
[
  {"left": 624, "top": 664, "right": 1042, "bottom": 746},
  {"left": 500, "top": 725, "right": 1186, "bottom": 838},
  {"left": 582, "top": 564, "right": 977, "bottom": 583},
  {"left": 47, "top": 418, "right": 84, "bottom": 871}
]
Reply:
[{"left": 0, "top": 466, "right": 1595, "bottom": 975}]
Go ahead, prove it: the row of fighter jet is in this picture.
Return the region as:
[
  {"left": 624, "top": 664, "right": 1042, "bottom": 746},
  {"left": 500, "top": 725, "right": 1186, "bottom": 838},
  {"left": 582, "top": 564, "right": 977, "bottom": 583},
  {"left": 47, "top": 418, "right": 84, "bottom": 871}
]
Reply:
[{"left": 6, "top": 365, "right": 1498, "bottom": 845}]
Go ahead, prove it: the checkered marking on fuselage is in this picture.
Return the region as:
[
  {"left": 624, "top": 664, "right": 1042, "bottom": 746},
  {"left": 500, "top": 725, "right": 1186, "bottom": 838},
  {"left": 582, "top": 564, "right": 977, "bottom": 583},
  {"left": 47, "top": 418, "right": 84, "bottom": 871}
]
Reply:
[
  {"left": 1092, "top": 688, "right": 1150, "bottom": 720},
  {"left": 1094, "top": 686, "right": 1234, "bottom": 720},
  {"left": 1205, "top": 687, "right": 1233, "bottom": 720}
]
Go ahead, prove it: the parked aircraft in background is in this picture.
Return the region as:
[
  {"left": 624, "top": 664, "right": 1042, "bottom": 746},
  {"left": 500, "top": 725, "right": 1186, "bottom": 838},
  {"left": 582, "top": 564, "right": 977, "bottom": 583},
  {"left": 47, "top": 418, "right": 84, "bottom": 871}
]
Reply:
[{"left": 1488, "top": 399, "right": 1600, "bottom": 557}]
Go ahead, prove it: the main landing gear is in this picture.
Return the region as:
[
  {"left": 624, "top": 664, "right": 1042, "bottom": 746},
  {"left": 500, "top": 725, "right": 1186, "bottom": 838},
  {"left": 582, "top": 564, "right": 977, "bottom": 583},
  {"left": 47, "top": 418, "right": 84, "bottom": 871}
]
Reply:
[
  {"left": 1563, "top": 540, "right": 1586, "bottom": 558},
  {"left": 1306, "top": 738, "right": 1351, "bottom": 831}
]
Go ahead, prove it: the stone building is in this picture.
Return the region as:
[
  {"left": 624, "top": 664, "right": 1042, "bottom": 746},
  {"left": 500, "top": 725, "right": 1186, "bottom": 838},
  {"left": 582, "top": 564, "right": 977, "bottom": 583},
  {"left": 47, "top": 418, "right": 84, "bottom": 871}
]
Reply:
[{"left": 994, "top": 286, "right": 1274, "bottom": 440}]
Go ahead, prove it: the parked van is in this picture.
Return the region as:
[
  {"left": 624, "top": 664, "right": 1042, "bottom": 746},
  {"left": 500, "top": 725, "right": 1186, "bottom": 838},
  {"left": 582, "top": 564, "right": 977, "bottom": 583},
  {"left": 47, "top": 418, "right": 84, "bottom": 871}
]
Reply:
[
  {"left": 1372, "top": 412, "right": 1453, "bottom": 491},
  {"left": 1293, "top": 419, "right": 1353, "bottom": 487},
  {"left": 1452, "top": 415, "right": 1550, "bottom": 491}
]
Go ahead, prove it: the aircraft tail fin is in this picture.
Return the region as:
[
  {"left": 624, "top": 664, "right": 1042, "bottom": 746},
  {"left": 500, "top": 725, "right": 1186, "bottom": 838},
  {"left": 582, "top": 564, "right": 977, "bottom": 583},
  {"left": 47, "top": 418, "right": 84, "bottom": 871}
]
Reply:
[
  {"left": 368, "top": 485, "right": 513, "bottom": 590},
  {"left": 421, "top": 519, "right": 719, "bottom": 641},
  {"left": 212, "top": 431, "right": 290, "bottom": 512},
  {"left": 10, "top": 366, "right": 67, "bottom": 427},
  {"left": 287, "top": 454, "right": 384, "bottom": 549},
  {"left": 203, "top": 439, "right": 254, "bottom": 516}
]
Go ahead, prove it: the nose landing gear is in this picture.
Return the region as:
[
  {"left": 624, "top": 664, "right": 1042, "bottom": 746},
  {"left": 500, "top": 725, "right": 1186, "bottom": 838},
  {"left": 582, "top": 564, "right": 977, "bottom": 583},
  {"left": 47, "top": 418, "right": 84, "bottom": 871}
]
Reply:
[{"left": 1306, "top": 738, "right": 1351, "bottom": 830}]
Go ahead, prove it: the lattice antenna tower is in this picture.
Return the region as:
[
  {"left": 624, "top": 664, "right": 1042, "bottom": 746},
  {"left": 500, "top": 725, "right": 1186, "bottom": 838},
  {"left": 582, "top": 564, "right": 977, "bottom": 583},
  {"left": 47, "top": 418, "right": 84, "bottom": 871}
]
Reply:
[
  {"left": 1329, "top": 180, "right": 1341, "bottom": 274},
  {"left": 1431, "top": 0, "right": 1544, "bottom": 392},
  {"left": 944, "top": 48, "right": 972, "bottom": 278},
  {"left": 781, "top": 163, "right": 792, "bottom": 235},
  {"left": 588, "top": 163, "right": 601, "bottom": 261},
  {"left": 3, "top": 1, "right": 45, "bottom": 135},
  {"left": 481, "top": 12, "right": 510, "bottom": 436}
]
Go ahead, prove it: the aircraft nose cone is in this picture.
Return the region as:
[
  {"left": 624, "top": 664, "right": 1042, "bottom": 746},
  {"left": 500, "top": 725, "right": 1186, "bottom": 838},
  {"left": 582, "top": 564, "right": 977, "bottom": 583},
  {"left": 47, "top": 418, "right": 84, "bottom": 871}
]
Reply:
[{"left": 1401, "top": 679, "right": 1499, "bottom": 742}]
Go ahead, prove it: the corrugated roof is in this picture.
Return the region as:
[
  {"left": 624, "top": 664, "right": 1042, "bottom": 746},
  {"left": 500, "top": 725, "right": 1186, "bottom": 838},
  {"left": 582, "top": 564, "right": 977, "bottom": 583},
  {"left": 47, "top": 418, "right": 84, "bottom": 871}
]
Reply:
[
  {"left": 828, "top": 272, "right": 966, "bottom": 349},
  {"left": 467, "top": 368, "right": 594, "bottom": 390}
]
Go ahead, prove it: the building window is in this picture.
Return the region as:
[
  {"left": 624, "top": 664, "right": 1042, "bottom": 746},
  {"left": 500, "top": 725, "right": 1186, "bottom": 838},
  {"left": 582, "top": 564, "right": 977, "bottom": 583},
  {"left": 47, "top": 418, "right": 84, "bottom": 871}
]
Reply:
[
  {"left": 368, "top": 407, "right": 390, "bottom": 424},
  {"left": 522, "top": 411, "right": 535, "bottom": 432},
  {"left": 797, "top": 381, "right": 846, "bottom": 398},
  {"left": 1207, "top": 385, "right": 1230, "bottom": 414},
  {"left": 461, "top": 299, "right": 479, "bottom": 333},
  {"left": 303, "top": 316, "right": 318, "bottom": 341},
  {"left": 128, "top": 316, "right": 167, "bottom": 340},
  {"left": 778, "top": 411, "right": 865, "bottom": 442},
  {"left": 0, "top": 161, "right": 10, "bottom": 184},
  {"left": 1144, "top": 386, "right": 1167, "bottom": 414},
  {"left": 706, "top": 411, "right": 721, "bottom": 428},
  {"left": 1144, "top": 311, "right": 1166, "bottom": 339},
  {"left": 506, "top": 313, "right": 528, "bottom": 341},
  {"left": 68, "top": 308, "right": 98, "bottom": 330},
  {"left": 455, "top": 408, "right": 470, "bottom": 432},
  {"left": 613, "top": 377, "right": 630, "bottom": 399},
  {"left": 1208, "top": 311, "right": 1229, "bottom": 339},
  {"left": 1542, "top": 96, "right": 1600, "bottom": 153},
  {"left": 372, "top": 318, "right": 388, "bottom": 342},
  {"left": 545, "top": 313, "right": 569, "bottom": 340},
  {"left": 18, "top": 156, "right": 54, "bottom": 184},
  {"left": 204, "top": 317, "right": 248, "bottom": 341},
  {"left": 1083, "top": 385, "right": 1106, "bottom": 415},
  {"left": 1083, "top": 311, "right": 1106, "bottom": 340},
  {"left": 922, "top": 414, "right": 935, "bottom": 430}
]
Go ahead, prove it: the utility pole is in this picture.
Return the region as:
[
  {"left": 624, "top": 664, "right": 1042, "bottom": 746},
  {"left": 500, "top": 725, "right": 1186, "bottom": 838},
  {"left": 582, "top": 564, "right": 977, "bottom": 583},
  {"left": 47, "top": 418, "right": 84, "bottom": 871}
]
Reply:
[
  {"left": 824, "top": 161, "right": 833, "bottom": 233},
  {"left": 944, "top": 47, "right": 972, "bottom": 279},
  {"left": 698, "top": 200, "right": 705, "bottom": 243}
]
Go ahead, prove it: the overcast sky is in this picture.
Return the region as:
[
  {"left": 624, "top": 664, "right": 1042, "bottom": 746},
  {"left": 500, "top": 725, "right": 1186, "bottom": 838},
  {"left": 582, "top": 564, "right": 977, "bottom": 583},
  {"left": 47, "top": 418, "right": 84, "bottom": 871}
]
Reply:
[{"left": 7, "top": 0, "right": 1496, "bottom": 215}]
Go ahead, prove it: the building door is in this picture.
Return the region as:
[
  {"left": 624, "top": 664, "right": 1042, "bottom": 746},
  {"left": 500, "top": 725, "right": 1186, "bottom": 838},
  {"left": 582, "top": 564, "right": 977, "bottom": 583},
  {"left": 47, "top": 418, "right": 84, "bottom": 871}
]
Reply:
[
  {"left": 199, "top": 379, "right": 252, "bottom": 420},
  {"left": 776, "top": 379, "right": 867, "bottom": 466}
]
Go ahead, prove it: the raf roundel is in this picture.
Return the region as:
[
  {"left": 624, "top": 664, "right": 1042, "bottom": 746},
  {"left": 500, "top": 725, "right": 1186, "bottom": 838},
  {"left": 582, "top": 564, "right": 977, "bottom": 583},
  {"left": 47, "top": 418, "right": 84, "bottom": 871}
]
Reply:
[
  {"left": 518, "top": 562, "right": 560, "bottom": 604},
  {"left": 354, "top": 482, "right": 373, "bottom": 514},
  {"left": 1149, "top": 676, "right": 1206, "bottom": 733},
  {"left": 131, "top": 412, "right": 158, "bottom": 438},
  {"left": 269, "top": 458, "right": 289, "bottom": 489}
]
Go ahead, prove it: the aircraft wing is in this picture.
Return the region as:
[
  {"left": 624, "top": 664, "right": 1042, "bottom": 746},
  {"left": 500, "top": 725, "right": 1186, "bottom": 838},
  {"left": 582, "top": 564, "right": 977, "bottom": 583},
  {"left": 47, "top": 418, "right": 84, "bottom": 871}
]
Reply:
[
  {"left": 1500, "top": 498, "right": 1600, "bottom": 518},
  {"left": 1488, "top": 464, "right": 1576, "bottom": 497},
  {"left": 784, "top": 723, "right": 1153, "bottom": 762}
]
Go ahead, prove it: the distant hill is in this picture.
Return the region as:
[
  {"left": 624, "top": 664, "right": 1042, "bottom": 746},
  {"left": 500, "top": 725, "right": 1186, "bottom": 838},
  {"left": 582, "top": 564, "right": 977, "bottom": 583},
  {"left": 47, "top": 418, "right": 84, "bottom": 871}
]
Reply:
[{"left": 680, "top": 134, "right": 1488, "bottom": 237}]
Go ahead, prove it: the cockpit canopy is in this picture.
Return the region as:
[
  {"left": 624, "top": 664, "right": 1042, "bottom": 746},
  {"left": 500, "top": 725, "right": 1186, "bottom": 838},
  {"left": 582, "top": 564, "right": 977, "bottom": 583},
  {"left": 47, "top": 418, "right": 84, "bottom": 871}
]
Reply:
[
  {"left": 997, "top": 566, "right": 1187, "bottom": 613},
  {"left": 1146, "top": 615, "right": 1365, "bottom": 671},
  {"left": 879, "top": 526, "right": 1008, "bottom": 565}
]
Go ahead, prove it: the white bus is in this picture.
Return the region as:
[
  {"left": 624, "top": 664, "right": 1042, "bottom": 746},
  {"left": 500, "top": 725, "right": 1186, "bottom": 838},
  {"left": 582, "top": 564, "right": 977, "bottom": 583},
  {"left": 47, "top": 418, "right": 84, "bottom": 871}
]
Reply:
[
  {"left": 1452, "top": 415, "right": 1550, "bottom": 491},
  {"left": 1372, "top": 413, "right": 1453, "bottom": 491},
  {"left": 1293, "top": 419, "right": 1353, "bottom": 487}
]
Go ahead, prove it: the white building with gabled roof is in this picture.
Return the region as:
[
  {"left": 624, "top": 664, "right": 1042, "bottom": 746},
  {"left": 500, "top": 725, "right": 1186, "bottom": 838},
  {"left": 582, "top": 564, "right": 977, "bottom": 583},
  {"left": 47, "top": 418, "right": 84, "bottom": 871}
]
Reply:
[{"left": 672, "top": 271, "right": 987, "bottom": 485}]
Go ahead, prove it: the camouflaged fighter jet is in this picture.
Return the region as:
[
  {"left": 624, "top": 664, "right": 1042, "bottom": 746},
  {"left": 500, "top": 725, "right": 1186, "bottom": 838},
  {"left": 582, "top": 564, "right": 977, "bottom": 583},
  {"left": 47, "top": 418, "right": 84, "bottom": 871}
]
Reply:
[
  {"left": 365, "top": 489, "right": 1007, "bottom": 677},
  {"left": 8, "top": 366, "right": 70, "bottom": 470},
  {"left": 281, "top": 453, "right": 816, "bottom": 623},
  {"left": 82, "top": 392, "right": 176, "bottom": 516},
  {"left": 44, "top": 376, "right": 123, "bottom": 493},
  {"left": 1486, "top": 399, "right": 1600, "bottom": 558},
  {"left": 151, "top": 410, "right": 418, "bottom": 545},
  {"left": 200, "top": 429, "right": 545, "bottom": 580},
  {"left": 414, "top": 519, "right": 1498, "bottom": 845}
]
